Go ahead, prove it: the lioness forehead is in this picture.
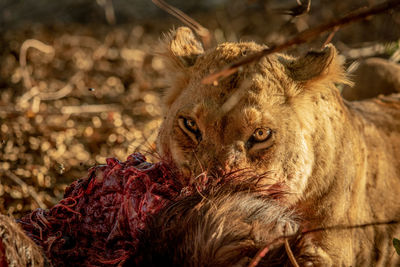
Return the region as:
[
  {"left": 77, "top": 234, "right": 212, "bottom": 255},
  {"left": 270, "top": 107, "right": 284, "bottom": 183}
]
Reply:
[
  {"left": 184, "top": 43, "right": 291, "bottom": 106},
  {"left": 192, "top": 42, "right": 289, "bottom": 84},
  {"left": 195, "top": 42, "right": 265, "bottom": 69}
]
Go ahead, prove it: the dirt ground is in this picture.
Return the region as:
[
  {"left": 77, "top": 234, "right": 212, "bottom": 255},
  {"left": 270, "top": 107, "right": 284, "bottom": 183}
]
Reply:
[{"left": 1, "top": 0, "right": 399, "bottom": 218}]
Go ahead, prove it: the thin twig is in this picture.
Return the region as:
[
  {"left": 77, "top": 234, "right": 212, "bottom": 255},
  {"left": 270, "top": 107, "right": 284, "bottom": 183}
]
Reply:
[
  {"left": 284, "top": 221, "right": 300, "bottom": 267},
  {"left": 202, "top": 0, "right": 400, "bottom": 84},
  {"left": 39, "top": 84, "right": 73, "bottom": 101},
  {"left": 105, "top": 0, "right": 116, "bottom": 25},
  {"left": 285, "top": 238, "right": 300, "bottom": 267},
  {"left": 322, "top": 26, "right": 340, "bottom": 48},
  {"left": 18, "top": 86, "right": 40, "bottom": 107},
  {"left": 97, "top": 0, "right": 116, "bottom": 25},
  {"left": 17, "top": 72, "right": 83, "bottom": 112},
  {"left": 61, "top": 104, "right": 122, "bottom": 114},
  {"left": 2, "top": 170, "right": 46, "bottom": 209},
  {"left": 248, "top": 243, "right": 270, "bottom": 267},
  {"left": 152, "top": 0, "right": 212, "bottom": 49},
  {"left": 39, "top": 72, "right": 83, "bottom": 101},
  {"left": 19, "top": 39, "right": 55, "bottom": 89}
]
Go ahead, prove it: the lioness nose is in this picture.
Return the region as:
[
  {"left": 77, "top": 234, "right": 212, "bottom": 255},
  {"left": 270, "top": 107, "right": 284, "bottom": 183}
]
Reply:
[
  {"left": 233, "top": 141, "right": 245, "bottom": 153},
  {"left": 220, "top": 156, "right": 245, "bottom": 174},
  {"left": 224, "top": 142, "right": 246, "bottom": 168},
  {"left": 208, "top": 142, "right": 246, "bottom": 177}
]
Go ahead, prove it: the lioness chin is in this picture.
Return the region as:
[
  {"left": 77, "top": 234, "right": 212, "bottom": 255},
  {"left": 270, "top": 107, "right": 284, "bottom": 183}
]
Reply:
[{"left": 156, "top": 27, "right": 400, "bottom": 266}]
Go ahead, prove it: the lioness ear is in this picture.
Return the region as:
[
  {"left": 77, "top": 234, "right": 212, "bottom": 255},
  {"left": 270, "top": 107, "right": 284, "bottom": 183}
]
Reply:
[
  {"left": 161, "top": 26, "right": 204, "bottom": 68},
  {"left": 284, "top": 44, "right": 350, "bottom": 86},
  {"left": 158, "top": 27, "right": 204, "bottom": 108}
]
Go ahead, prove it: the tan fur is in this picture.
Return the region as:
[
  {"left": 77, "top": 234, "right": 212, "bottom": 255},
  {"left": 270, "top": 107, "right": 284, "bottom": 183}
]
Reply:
[
  {"left": 136, "top": 178, "right": 302, "bottom": 267},
  {"left": 0, "top": 215, "right": 45, "bottom": 267},
  {"left": 157, "top": 27, "right": 400, "bottom": 266}
]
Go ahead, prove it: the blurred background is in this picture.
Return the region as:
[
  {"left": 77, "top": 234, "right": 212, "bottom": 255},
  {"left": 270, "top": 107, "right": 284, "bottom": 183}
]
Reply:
[{"left": 1, "top": 0, "right": 399, "bottom": 217}]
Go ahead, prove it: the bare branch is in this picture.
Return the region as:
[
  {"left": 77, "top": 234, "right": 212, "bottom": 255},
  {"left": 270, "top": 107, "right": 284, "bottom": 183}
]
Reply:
[
  {"left": 61, "top": 104, "right": 122, "bottom": 114},
  {"left": 152, "top": 0, "right": 212, "bottom": 49},
  {"left": 97, "top": 0, "right": 116, "bottom": 25},
  {"left": 248, "top": 244, "right": 270, "bottom": 267},
  {"left": 17, "top": 72, "right": 83, "bottom": 112},
  {"left": 39, "top": 72, "right": 83, "bottom": 101},
  {"left": 322, "top": 26, "right": 340, "bottom": 47},
  {"left": 19, "top": 39, "right": 55, "bottom": 89},
  {"left": 284, "top": 221, "right": 300, "bottom": 267},
  {"left": 203, "top": 0, "right": 400, "bottom": 85},
  {"left": 285, "top": 238, "right": 300, "bottom": 267}
]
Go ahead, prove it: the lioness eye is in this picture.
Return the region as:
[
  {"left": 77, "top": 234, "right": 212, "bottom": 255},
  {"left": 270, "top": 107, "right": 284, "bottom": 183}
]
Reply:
[
  {"left": 183, "top": 118, "right": 199, "bottom": 133},
  {"left": 178, "top": 117, "right": 202, "bottom": 142},
  {"left": 252, "top": 128, "right": 272, "bottom": 142}
]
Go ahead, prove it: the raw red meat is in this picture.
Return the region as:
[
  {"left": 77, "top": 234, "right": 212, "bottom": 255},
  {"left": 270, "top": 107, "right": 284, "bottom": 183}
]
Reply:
[
  {"left": 17, "top": 152, "right": 289, "bottom": 266},
  {"left": 18, "top": 153, "right": 185, "bottom": 266}
]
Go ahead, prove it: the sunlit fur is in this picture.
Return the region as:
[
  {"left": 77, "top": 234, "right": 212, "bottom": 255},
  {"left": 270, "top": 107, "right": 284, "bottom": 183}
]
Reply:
[
  {"left": 0, "top": 215, "right": 46, "bottom": 266},
  {"left": 156, "top": 27, "right": 400, "bottom": 265}
]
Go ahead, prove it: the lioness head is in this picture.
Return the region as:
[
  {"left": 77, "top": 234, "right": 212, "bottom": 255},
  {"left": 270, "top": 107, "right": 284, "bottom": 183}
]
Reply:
[{"left": 157, "top": 27, "right": 350, "bottom": 203}]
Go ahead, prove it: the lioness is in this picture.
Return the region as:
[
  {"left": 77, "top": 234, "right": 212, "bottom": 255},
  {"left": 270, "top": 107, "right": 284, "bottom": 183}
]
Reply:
[
  {"left": 156, "top": 27, "right": 400, "bottom": 266},
  {"left": 342, "top": 57, "right": 400, "bottom": 101}
]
